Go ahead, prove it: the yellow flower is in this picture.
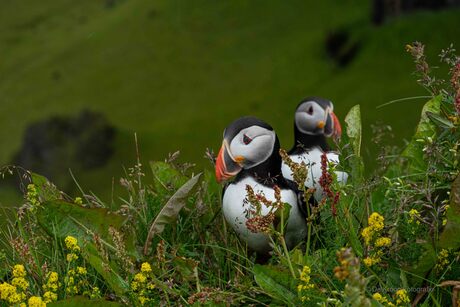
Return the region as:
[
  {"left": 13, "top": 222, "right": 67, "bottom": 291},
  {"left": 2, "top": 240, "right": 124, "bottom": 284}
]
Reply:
[
  {"left": 141, "top": 262, "right": 152, "bottom": 273},
  {"left": 43, "top": 271, "right": 60, "bottom": 303},
  {"left": 375, "top": 237, "right": 391, "bottom": 248},
  {"left": 65, "top": 236, "right": 80, "bottom": 252},
  {"left": 66, "top": 253, "right": 78, "bottom": 262},
  {"left": 373, "top": 292, "right": 385, "bottom": 302},
  {"left": 43, "top": 291, "right": 57, "bottom": 303},
  {"left": 297, "top": 265, "right": 314, "bottom": 299},
  {"left": 395, "top": 289, "right": 410, "bottom": 305},
  {"left": 408, "top": 209, "right": 421, "bottom": 225},
  {"left": 434, "top": 249, "right": 450, "bottom": 271},
  {"left": 299, "top": 265, "right": 311, "bottom": 283},
  {"left": 47, "top": 272, "right": 58, "bottom": 283},
  {"left": 363, "top": 252, "right": 382, "bottom": 267},
  {"left": 362, "top": 212, "right": 385, "bottom": 245},
  {"left": 147, "top": 283, "right": 156, "bottom": 290},
  {"left": 363, "top": 257, "right": 373, "bottom": 267},
  {"left": 74, "top": 197, "right": 83, "bottom": 205},
  {"left": 368, "top": 212, "right": 384, "bottom": 231},
  {"left": 11, "top": 277, "right": 29, "bottom": 291},
  {"left": 12, "top": 264, "right": 26, "bottom": 278},
  {"left": 134, "top": 273, "right": 147, "bottom": 283},
  {"left": 361, "top": 227, "right": 373, "bottom": 245},
  {"left": 28, "top": 296, "right": 46, "bottom": 307},
  {"left": 76, "top": 266, "right": 87, "bottom": 275},
  {"left": 0, "top": 282, "right": 16, "bottom": 300},
  {"left": 9, "top": 292, "right": 25, "bottom": 304},
  {"left": 139, "top": 295, "right": 150, "bottom": 306}
]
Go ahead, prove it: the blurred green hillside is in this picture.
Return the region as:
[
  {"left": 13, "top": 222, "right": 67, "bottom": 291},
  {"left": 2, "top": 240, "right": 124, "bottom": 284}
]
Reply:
[{"left": 0, "top": 0, "right": 459, "bottom": 203}]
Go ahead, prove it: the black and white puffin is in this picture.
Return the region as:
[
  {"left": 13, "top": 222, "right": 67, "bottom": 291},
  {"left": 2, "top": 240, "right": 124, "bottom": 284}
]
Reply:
[
  {"left": 215, "top": 116, "right": 307, "bottom": 254},
  {"left": 281, "top": 97, "right": 348, "bottom": 200}
]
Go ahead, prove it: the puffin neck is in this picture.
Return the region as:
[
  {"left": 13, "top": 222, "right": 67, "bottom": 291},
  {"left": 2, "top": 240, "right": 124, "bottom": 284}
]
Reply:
[
  {"left": 234, "top": 138, "right": 287, "bottom": 188},
  {"left": 289, "top": 125, "right": 330, "bottom": 154}
]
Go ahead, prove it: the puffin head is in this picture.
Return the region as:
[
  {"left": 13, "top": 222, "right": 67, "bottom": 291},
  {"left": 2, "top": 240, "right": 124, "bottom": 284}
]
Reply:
[
  {"left": 294, "top": 97, "right": 342, "bottom": 140},
  {"left": 215, "top": 116, "right": 277, "bottom": 183}
]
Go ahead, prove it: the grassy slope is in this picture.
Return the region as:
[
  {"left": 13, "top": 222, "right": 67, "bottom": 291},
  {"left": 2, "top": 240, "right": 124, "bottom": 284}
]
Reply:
[{"left": 0, "top": 0, "right": 459, "bottom": 202}]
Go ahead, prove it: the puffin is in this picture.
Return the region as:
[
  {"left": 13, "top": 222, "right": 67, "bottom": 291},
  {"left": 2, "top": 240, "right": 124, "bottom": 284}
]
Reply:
[
  {"left": 215, "top": 116, "right": 308, "bottom": 255},
  {"left": 281, "top": 97, "right": 348, "bottom": 201}
]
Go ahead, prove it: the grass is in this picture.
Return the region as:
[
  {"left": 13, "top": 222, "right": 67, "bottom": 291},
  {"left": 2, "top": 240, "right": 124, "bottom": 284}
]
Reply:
[
  {"left": 0, "top": 1, "right": 460, "bottom": 202},
  {"left": 0, "top": 54, "right": 460, "bottom": 304}
]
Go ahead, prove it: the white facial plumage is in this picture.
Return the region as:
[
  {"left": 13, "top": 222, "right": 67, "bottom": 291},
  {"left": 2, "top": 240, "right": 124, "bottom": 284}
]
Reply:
[
  {"left": 295, "top": 100, "right": 328, "bottom": 135},
  {"left": 228, "top": 125, "right": 276, "bottom": 169}
]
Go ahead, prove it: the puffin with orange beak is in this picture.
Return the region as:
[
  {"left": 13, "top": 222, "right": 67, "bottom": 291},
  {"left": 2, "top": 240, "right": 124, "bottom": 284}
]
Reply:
[
  {"left": 216, "top": 116, "right": 308, "bottom": 255},
  {"left": 281, "top": 97, "right": 348, "bottom": 200}
]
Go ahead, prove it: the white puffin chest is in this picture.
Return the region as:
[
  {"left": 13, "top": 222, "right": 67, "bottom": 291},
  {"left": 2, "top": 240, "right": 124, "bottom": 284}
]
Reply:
[
  {"left": 222, "top": 176, "right": 307, "bottom": 253},
  {"left": 281, "top": 147, "right": 348, "bottom": 200}
]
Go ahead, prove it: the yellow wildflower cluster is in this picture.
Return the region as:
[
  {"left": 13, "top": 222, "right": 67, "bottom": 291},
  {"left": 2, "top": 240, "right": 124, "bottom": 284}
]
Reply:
[
  {"left": 372, "top": 292, "right": 395, "bottom": 306},
  {"left": 12, "top": 264, "right": 29, "bottom": 291},
  {"left": 361, "top": 212, "right": 385, "bottom": 245},
  {"left": 363, "top": 252, "right": 383, "bottom": 267},
  {"left": 0, "top": 281, "right": 25, "bottom": 305},
  {"left": 131, "top": 262, "right": 156, "bottom": 306},
  {"left": 434, "top": 249, "right": 450, "bottom": 272},
  {"left": 65, "top": 236, "right": 80, "bottom": 263},
  {"left": 43, "top": 271, "right": 60, "bottom": 303},
  {"left": 394, "top": 289, "right": 410, "bottom": 305},
  {"left": 375, "top": 237, "right": 391, "bottom": 248},
  {"left": 65, "top": 266, "right": 89, "bottom": 296},
  {"left": 361, "top": 213, "right": 391, "bottom": 267},
  {"left": 26, "top": 184, "right": 40, "bottom": 210},
  {"left": 141, "top": 262, "right": 152, "bottom": 273},
  {"left": 408, "top": 209, "right": 421, "bottom": 225},
  {"left": 28, "top": 296, "right": 46, "bottom": 307},
  {"left": 0, "top": 264, "right": 28, "bottom": 305},
  {"left": 297, "top": 266, "right": 314, "bottom": 302}
]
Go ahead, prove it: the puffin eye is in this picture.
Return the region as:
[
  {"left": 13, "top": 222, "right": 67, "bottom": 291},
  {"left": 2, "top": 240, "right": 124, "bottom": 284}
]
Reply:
[
  {"left": 243, "top": 134, "right": 252, "bottom": 145},
  {"left": 307, "top": 106, "right": 314, "bottom": 115}
]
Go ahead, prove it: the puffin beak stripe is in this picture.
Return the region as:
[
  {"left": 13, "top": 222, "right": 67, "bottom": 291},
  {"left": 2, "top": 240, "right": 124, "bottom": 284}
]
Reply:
[
  {"left": 331, "top": 112, "right": 342, "bottom": 140},
  {"left": 215, "top": 142, "right": 243, "bottom": 183}
]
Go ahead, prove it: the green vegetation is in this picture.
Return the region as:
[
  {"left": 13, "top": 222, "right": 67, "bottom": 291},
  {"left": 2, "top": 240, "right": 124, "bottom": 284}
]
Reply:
[
  {"left": 0, "top": 1, "right": 460, "bottom": 202},
  {"left": 0, "top": 42, "right": 459, "bottom": 306}
]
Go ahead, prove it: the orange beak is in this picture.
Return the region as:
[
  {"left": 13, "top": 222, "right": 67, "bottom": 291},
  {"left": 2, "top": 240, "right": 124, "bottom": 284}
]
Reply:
[
  {"left": 215, "top": 142, "right": 243, "bottom": 183},
  {"left": 330, "top": 112, "right": 342, "bottom": 141}
]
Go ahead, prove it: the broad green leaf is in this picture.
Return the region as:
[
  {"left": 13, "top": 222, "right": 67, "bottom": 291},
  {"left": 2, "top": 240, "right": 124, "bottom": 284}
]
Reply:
[
  {"left": 403, "top": 243, "right": 437, "bottom": 286},
  {"left": 344, "top": 206, "right": 363, "bottom": 257},
  {"left": 83, "top": 243, "right": 130, "bottom": 296},
  {"left": 31, "top": 172, "right": 61, "bottom": 201},
  {"left": 253, "top": 264, "right": 298, "bottom": 306},
  {"left": 344, "top": 104, "right": 362, "bottom": 157},
  {"left": 143, "top": 173, "right": 202, "bottom": 254},
  {"left": 172, "top": 256, "right": 199, "bottom": 282},
  {"left": 343, "top": 105, "right": 364, "bottom": 184},
  {"left": 150, "top": 161, "right": 188, "bottom": 195},
  {"left": 401, "top": 96, "right": 441, "bottom": 175},
  {"left": 48, "top": 296, "right": 123, "bottom": 307},
  {"left": 36, "top": 200, "right": 138, "bottom": 259},
  {"left": 439, "top": 174, "right": 460, "bottom": 250},
  {"left": 426, "top": 111, "right": 454, "bottom": 129}
]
